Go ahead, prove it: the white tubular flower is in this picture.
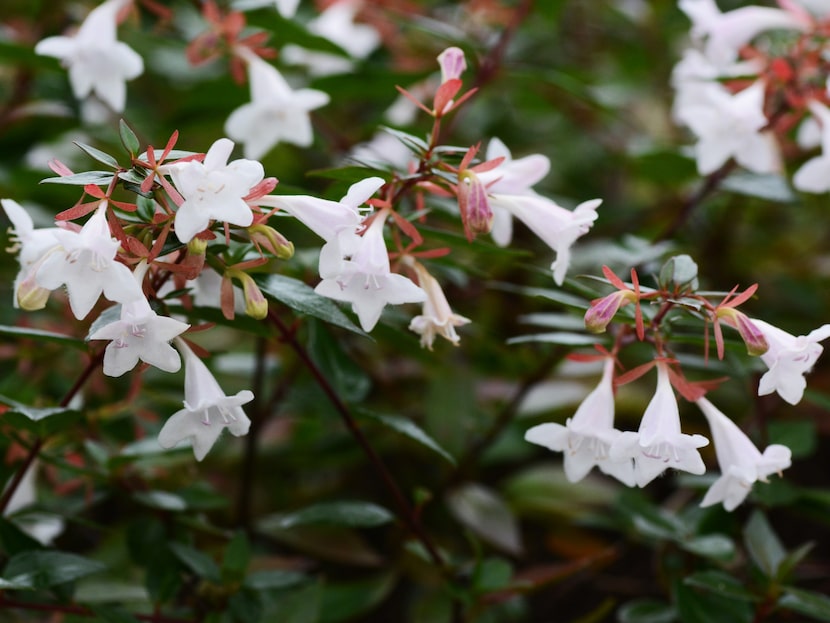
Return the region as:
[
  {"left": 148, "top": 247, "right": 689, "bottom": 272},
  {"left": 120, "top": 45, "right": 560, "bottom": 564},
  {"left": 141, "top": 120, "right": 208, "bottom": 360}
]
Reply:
[
  {"left": 611, "top": 362, "right": 709, "bottom": 488},
  {"left": 35, "top": 202, "right": 141, "bottom": 320},
  {"left": 408, "top": 262, "right": 470, "bottom": 350},
  {"left": 679, "top": 0, "right": 808, "bottom": 67},
  {"left": 793, "top": 100, "right": 830, "bottom": 193},
  {"left": 257, "top": 176, "right": 383, "bottom": 244},
  {"left": 676, "top": 80, "right": 780, "bottom": 176},
  {"left": 89, "top": 263, "right": 190, "bottom": 377},
  {"left": 158, "top": 340, "right": 253, "bottom": 461},
  {"left": 697, "top": 397, "right": 791, "bottom": 511},
  {"left": 2, "top": 199, "right": 61, "bottom": 310},
  {"left": 166, "top": 138, "right": 264, "bottom": 243},
  {"left": 34, "top": 0, "right": 143, "bottom": 112},
  {"left": 525, "top": 357, "right": 636, "bottom": 487},
  {"left": 281, "top": 0, "right": 380, "bottom": 77},
  {"left": 225, "top": 51, "right": 330, "bottom": 159},
  {"left": 752, "top": 319, "right": 830, "bottom": 405},
  {"left": 314, "top": 212, "right": 425, "bottom": 332}
]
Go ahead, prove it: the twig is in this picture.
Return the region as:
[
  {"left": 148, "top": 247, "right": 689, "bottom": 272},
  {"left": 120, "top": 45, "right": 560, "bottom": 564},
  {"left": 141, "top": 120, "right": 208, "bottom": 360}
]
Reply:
[
  {"left": 0, "top": 595, "right": 195, "bottom": 623},
  {"left": 267, "top": 310, "right": 447, "bottom": 569},
  {"left": 449, "top": 346, "right": 566, "bottom": 485},
  {"left": 0, "top": 349, "right": 104, "bottom": 515}
]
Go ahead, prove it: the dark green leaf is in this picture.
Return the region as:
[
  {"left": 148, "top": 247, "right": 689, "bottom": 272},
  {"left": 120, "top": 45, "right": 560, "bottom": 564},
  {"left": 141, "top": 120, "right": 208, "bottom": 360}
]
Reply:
[
  {"left": 2, "top": 551, "right": 106, "bottom": 589},
  {"left": 168, "top": 543, "right": 221, "bottom": 583},
  {"left": 278, "top": 501, "right": 395, "bottom": 529},
  {"left": 776, "top": 541, "right": 815, "bottom": 582},
  {"left": 778, "top": 587, "right": 830, "bottom": 621},
  {"left": 244, "top": 570, "right": 306, "bottom": 591},
  {"left": 683, "top": 571, "right": 757, "bottom": 602},
  {"left": 119, "top": 120, "right": 140, "bottom": 156},
  {"left": 40, "top": 171, "right": 115, "bottom": 186},
  {"left": 0, "top": 325, "right": 85, "bottom": 349},
  {"left": 767, "top": 420, "right": 817, "bottom": 459},
  {"left": 674, "top": 580, "right": 753, "bottom": 623},
  {"left": 680, "top": 534, "right": 735, "bottom": 562},
  {"left": 0, "top": 395, "right": 81, "bottom": 436},
  {"left": 132, "top": 491, "right": 187, "bottom": 512},
  {"left": 446, "top": 483, "right": 522, "bottom": 555},
  {"left": 319, "top": 573, "right": 397, "bottom": 623},
  {"left": 507, "top": 331, "right": 600, "bottom": 346},
  {"left": 721, "top": 172, "right": 797, "bottom": 203},
  {"left": 473, "top": 557, "right": 513, "bottom": 593},
  {"left": 306, "top": 320, "right": 370, "bottom": 402},
  {"left": 223, "top": 531, "right": 251, "bottom": 579},
  {"left": 256, "top": 274, "right": 367, "bottom": 336},
  {"left": 359, "top": 410, "right": 456, "bottom": 465},
  {"left": 73, "top": 142, "right": 119, "bottom": 169},
  {"left": 743, "top": 510, "right": 786, "bottom": 578},
  {"left": 230, "top": 589, "right": 262, "bottom": 623},
  {"left": 617, "top": 599, "right": 677, "bottom": 623}
]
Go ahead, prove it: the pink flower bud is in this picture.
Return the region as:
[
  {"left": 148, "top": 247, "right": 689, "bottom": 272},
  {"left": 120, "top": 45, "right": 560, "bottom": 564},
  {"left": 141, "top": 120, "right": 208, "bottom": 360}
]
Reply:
[
  {"left": 716, "top": 308, "right": 769, "bottom": 356},
  {"left": 232, "top": 270, "right": 269, "bottom": 319},
  {"left": 437, "top": 47, "right": 466, "bottom": 84},
  {"left": 584, "top": 290, "right": 633, "bottom": 334},
  {"left": 457, "top": 170, "right": 493, "bottom": 241}
]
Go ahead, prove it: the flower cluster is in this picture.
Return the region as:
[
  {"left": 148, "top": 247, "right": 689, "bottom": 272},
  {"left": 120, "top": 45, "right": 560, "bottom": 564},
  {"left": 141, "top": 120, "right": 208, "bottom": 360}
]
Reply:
[
  {"left": 673, "top": 0, "right": 830, "bottom": 190},
  {"left": 526, "top": 255, "right": 828, "bottom": 510}
]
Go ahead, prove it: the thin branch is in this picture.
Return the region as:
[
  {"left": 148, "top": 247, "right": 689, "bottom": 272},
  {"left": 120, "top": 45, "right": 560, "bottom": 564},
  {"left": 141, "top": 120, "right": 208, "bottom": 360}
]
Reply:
[
  {"left": 449, "top": 346, "right": 566, "bottom": 484},
  {"left": 267, "top": 310, "right": 447, "bottom": 569},
  {"left": 0, "top": 595, "right": 195, "bottom": 623},
  {"left": 0, "top": 349, "right": 104, "bottom": 515}
]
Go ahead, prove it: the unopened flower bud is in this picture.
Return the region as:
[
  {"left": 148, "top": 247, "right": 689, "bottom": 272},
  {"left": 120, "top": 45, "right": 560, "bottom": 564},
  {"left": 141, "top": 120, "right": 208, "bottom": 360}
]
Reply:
[
  {"left": 717, "top": 308, "right": 769, "bottom": 356},
  {"left": 585, "top": 290, "right": 635, "bottom": 334},
  {"left": 249, "top": 224, "right": 294, "bottom": 259},
  {"left": 230, "top": 270, "right": 268, "bottom": 320},
  {"left": 437, "top": 47, "right": 466, "bottom": 84},
  {"left": 187, "top": 237, "right": 208, "bottom": 256},
  {"left": 458, "top": 170, "right": 493, "bottom": 241}
]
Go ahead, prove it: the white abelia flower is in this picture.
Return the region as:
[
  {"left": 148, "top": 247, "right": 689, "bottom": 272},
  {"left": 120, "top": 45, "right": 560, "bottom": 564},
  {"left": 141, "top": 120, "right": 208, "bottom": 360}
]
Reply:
[
  {"left": 476, "top": 138, "right": 598, "bottom": 284},
  {"left": 752, "top": 319, "right": 830, "bottom": 405},
  {"left": 225, "top": 51, "right": 330, "bottom": 159},
  {"left": 525, "top": 357, "right": 636, "bottom": 486},
  {"left": 675, "top": 80, "right": 779, "bottom": 175},
  {"left": 793, "top": 100, "right": 830, "bottom": 193},
  {"left": 408, "top": 262, "right": 470, "bottom": 350},
  {"left": 2, "top": 199, "right": 61, "bottom": 309},
  {"left": 158, "top": 340, "right": 253, "bottom": 461},
  {"left": 314, "top": 212, "right": 425, "bottom": 332},
  {"left": 89, "top": 295, "right": 190, "bottom": 377},
  {"left": 611, "top": 362, "right": 709, "bottom": 487},
  {"left": 166, "top": 138, "right": 264, "bottom": 243},
  {"left": 281, "top": 0, "right": 380, "bottom": 77},
  {"left": 679, "top": 0, "right": 807, "bottom": 67},
  {"left": 35, "top": 202, "right": 141, "bottom": 319},
  {"left": 35, "top": 0, "right": 143, "bottom": 112},
  {"left": 697, "top": 397, "right": 791, "bottom": 511}
]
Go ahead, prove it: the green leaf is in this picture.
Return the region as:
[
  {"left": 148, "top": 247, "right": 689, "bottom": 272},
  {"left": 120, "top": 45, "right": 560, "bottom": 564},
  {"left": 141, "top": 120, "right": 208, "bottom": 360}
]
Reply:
[
  {"left": 617, "top": 599, "right": 677, "bottom": 623},
  {"left": 73, "top": 142, "right": 120, "bottom": 169},
  {"left": 0, "top": 325, "right": 85, "bottom": 349},
  {"left": 319, "top": 573, "right": 398, "bottom": 623},
  {"left": 743, "top": 510, "right": 786, "bottom": 578},
  {"left": 507, "top": 331, "right": 600, "bottom": 346},
  {"left": 767, "top": 420, "right": 817, "bottom": 459},
  {"left": 2, "top": 551, "right": 106, "bottom": 589},
  {"left": 119, "top": 120, "right": 140, "bottom": 156},
  {"left": 307, "top": 320, "right": 370, "bottom": 402},
  {"left": 223, "top": 531, "right": 251, "bottom": 580},
  {"left": 256, "top": 274, "right": 367, "bottom": 336},
  {"left": 168, "top": 543, "right": 221, "bottom": 583},
  {"left": 680, "top": 534, "right": 735, "bottom": 562},
  {"left": 0, "top": 395, "right": 81, "bottom": 436},
  {"left": 776, "top": 541, "right": 815, "bottom": 583},
  {"left": 359, "top": 410, "right": 456, "bottom": 465},
  {"left": 446, "top": 483, "right": 522, "bottom": 555},
  {"left": 278, "top": 501, "right": 395, "bottom": 529},
  {"left": 674, "top": 580, "right": 753, "bottom": 623},
  {"left": 378, "top": 126, "right": 429, "bottom": 152},
  {"left": 0, "top": 518, "right": 44, "bottom": 558},
  {"left": 778, "top": 587, "right": 830, "bottom": 621},
  {"left": 40, "top": 171, "right": 115, "bottom": 186},
  {"left": 721, "top": 171, "right": 797, "bottom": 203},
  {"left": 244, "top": 570, "right": 306, "bottom": 591},
  {"left": 89, "top": 606, "right": 140, "bottom": 623},
  {"left": 87, "top": 305, "right": 122, "bottom": 341},
  {"left": 682, "top": 571, "right": 757, "bottom": 602},
  {"left": 473, "top": 557, "right": 514, "bottom": 593},
  {"left": 269, "top": 580, "right": 321, "bottom": 623},
  {"left": 132, "top": 490, "right": 187, "bottom": 512},
  {"left": 230, "top": 589, "right": 263, "bottom": 623}
]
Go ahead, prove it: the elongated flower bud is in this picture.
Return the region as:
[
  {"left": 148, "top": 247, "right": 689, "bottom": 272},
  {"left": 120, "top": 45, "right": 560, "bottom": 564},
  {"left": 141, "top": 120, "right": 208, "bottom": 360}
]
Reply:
[
  {"left": 585, "top": 290, "right": 636, "bottom": 334},
  {"left": 249, "top": 224, "right": 294, "bottom": 259},
  {"left": 229, "top": 270, "right": 268, "bottom": 319},
  {"left": 717, "top": 307, "right": 768, "bottom": 356},
  {"left": 437, "top": 47, "right": 466, "bottom": 84},
  {"left": 458, "top": 170, "right": 493, "bottom": 241}
]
